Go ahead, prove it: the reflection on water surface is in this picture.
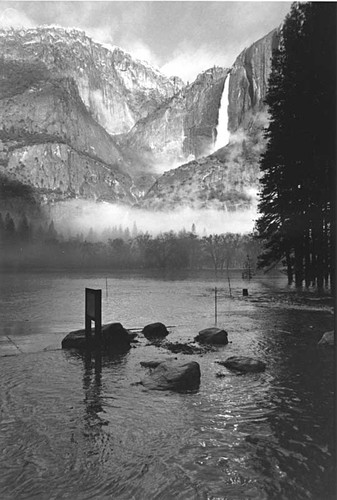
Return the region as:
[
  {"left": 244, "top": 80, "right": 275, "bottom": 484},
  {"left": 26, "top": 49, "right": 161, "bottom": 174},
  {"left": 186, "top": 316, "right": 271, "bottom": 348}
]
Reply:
[{"left": 0, "top": 270, "right": 335, "bottom": 499}]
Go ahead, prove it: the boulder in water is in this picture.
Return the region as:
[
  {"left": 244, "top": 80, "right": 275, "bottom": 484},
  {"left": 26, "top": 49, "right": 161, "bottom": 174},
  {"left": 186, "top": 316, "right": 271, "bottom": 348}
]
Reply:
[
  {"left": 142, "top": 322, "right": 169, "bottom": 340},
  {"left": 62, "top": 322, "right": 131, "bottom": 353},
  {"left": 101, "top": 323, "right": 132, "bottom": 352},
  {"left": 195, "top": 327, "right": 228, "bottom": 345},
  {"left": 140, "top": 358, "right": 177, "bottom": 368},
  {"left": 141, "top": 360, "right": 201, "bottom": 391},
  {"left": 217, "top": 356, "right": 266, "bottom": 373},
  {"left": 318, "top": 330, "right": 334, "bottom": 347},
  {"left": 61, "top": 328, "right": 87, "bottom": 350}
]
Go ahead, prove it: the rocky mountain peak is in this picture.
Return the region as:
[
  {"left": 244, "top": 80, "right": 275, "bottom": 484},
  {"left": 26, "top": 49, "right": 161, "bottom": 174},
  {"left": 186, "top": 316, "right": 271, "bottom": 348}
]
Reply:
[
  {"left": 0, "top": 23, "right": 282, "bottom": 219},
  {"left": 193, "top": 66, "right": 230, "bottom": 86},
  {"left": 0, "top": 25, "right": 181, "bottom": 135}
]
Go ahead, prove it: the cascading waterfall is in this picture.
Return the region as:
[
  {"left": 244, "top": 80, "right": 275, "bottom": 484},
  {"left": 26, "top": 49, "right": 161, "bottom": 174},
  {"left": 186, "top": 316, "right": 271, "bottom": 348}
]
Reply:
[{"left": 214, "top": 75, "right": 230, "bottom": 150}]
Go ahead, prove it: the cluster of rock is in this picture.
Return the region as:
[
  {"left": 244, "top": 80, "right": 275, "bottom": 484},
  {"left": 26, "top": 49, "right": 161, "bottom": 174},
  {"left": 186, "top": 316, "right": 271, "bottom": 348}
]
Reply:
[
  {"left": 62, "top": 322, "right": 334, "bottom": 391},
  {"left": 62, "top": 321, "right": 268, "bottom": 392}
]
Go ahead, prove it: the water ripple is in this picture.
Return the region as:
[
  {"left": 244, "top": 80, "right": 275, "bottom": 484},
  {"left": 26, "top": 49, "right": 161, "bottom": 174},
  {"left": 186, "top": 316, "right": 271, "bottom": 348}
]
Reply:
[{"left": 0, "top": 272, "right": 335, "bottom": 499}]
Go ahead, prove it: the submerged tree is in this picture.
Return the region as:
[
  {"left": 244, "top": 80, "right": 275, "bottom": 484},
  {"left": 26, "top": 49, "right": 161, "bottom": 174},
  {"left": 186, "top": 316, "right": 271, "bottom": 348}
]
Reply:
[{"left": 256, "top": 2, "right": 336, "bottom": 291}]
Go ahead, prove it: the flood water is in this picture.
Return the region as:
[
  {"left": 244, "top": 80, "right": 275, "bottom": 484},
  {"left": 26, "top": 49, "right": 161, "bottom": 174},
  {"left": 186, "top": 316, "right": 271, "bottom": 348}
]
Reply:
[{"left": 0, "top": 270, "right": 335, "bottom": 500}]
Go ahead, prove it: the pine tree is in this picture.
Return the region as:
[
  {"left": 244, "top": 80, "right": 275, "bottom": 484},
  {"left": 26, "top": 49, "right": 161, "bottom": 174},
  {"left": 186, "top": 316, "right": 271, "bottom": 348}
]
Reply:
[
  {"left": 47, "top": 220, "right": 58, "bottom": 241},
  {"left": 4, "top": 212, "right": 16, "bottom": 238},
  {"left": 17, "top": 214, "right": 31, "bottom": 242},
  {"left": 131, "top": 222, "right": 138, "bottom": 238},
  {"left": 256, "top": 2, "right": 336, "bottom": 291}
]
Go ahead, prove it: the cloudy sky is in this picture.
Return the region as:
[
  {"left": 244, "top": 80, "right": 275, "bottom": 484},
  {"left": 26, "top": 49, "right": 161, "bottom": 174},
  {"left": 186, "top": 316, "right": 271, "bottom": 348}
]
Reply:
[{"left": 0, "top": 1, "right": 291, "bottom": 82}]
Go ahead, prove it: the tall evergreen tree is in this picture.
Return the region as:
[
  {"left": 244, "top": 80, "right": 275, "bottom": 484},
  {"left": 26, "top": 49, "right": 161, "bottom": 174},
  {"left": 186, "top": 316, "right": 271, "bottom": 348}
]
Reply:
[
  {"left": 17, "top": 214, "right": 31, "bottom": 242},
  {"left": 256, "top": 2, "right": 336, "bottom": 291},
  {"left": 4, "top": 212, "right": 16, "bottom": 239},
  {"left": 46, "top": 220, "right": 58, "bottom": 241}
]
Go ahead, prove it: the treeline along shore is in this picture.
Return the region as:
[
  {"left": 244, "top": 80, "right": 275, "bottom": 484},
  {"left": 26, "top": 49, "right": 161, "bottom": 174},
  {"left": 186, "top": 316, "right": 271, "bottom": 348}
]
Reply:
[{"left": 0, "top": 210, "right": 261, "bottom": 272}]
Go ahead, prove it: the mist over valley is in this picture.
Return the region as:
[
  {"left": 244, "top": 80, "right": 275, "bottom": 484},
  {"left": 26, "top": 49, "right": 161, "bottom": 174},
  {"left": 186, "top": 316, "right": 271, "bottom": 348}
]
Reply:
[{"left": 0, "top": 21, "right": 280, "bottom": 240}]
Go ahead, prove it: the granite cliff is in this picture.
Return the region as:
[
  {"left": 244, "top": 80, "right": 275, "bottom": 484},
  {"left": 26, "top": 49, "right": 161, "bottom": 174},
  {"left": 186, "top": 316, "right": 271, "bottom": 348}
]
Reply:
[
  {"left": 0, "top": 58, "right": 134, "bottom": 205},
  {"left": 0, "top": 26, "right": 182, "bottom": 134},
  {"left": 139, "top": 28, "right": 280, "bottom": 211},
  {"left": 140, "top": 118, "right": 265, "bottom": 211},
  {"left": 121, "top": 67, "right": 229, "bottom": 174},
  {"left": 228, "top": 28, "right": 280, "bottom": 133},
  {"left": 0, "top": 25, "right": 280, "bottom": 219}
]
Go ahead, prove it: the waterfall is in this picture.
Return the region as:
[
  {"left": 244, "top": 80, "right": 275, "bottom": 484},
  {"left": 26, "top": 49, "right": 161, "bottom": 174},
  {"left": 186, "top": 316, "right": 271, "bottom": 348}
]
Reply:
[{"left": 214, "top": 75, "right": 230, "bottom": 150}]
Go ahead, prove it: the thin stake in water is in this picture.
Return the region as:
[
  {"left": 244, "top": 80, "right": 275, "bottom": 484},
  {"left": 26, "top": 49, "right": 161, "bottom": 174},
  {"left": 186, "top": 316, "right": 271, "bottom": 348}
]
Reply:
[
  {"left": 227, "top": 275, "right": 232, "bottom": 297},
  {"left": 215, "top": 286, "right": 218, "bottom": 326}
]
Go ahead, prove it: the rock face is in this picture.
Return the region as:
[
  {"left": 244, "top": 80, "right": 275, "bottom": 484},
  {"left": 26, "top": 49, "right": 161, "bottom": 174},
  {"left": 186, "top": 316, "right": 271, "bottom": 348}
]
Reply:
[
  {"left": 61, "top": 322, "right": 131, "bottom": 352},
  {"left": 124, "top": 67, "right": 228, "bottom": 171},
  {"left": 142, "top": 322, "right": 169, "bottom": 340},
  {"left": 0, "top": 25, "right": 281, "bottom": 213},
  {"left": 318, "top": 331, "right": 334, "bottom": 347},
  {"left": 141, "top": 360, "right": 201, "bottom": 391},
  {"left": 139, "top": 29, "right": 280, "bottom": 211},
  {"left": 0, "top": 26, "right": 182, "bottom": 135},
  {"left": 0, "top": 26, "right": 180, "bottom": 205},
  {"left": 228, "top": 28, "right": 280, "bottom": 133},
  {"left": 0, "top": 59, "right": 133, "bottom": 204},
  {"left": 195, "top": 327, "right": 228, "bottom": 345},
  {"left": 217, "top": 356, "right": 266, "bottom": 373},
  {"left": 140, "top": 138, "right": 261, "bottom": 211}
]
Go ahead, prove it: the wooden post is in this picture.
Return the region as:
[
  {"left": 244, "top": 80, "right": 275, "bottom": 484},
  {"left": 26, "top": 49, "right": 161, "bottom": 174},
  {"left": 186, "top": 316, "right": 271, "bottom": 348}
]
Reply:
[
  {"left": 228, "top": 276, "right": 232, "bottom": 297},
  {"left": 85, "top": 288, "right": 102, "bottom": 348},
  {"left": 215, "top": 286, "right": 218, "bottom": 326}
]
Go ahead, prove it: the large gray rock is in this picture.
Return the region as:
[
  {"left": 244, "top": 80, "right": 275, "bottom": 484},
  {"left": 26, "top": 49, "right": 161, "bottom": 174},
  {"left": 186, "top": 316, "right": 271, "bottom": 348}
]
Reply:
[
  {"left": 62, "top": 322, "right": 131, "bottom": 353},
  {"left": 318, "top": 330, "right": 334, "bottom": 347},
  {"left": 142, "top": 322, "right": 169, "bottom": 340},
  {"left": 217, "top": 356, "right": 266, "bottom": 373},
  {"left": 141, "top": 360, "right": 201, "bottom": 391},
  {"left": 195, "top": 327, "right": 228, "bottom": 345}
]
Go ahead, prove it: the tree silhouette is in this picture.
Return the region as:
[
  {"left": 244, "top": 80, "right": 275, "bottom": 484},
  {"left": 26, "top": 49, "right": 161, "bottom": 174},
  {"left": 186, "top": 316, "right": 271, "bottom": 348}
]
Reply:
[
  {"left": 17, "top": 214, "right": 31, "bottom": 242},
  {"left": 4, "top": 212, "right": 16, "bottom": 237},
  {"left": 256, "top": 2, "right": 336, "bottom": 290},
  {"left": 46, "top": 220, "right": 58, "bottom": 241}
]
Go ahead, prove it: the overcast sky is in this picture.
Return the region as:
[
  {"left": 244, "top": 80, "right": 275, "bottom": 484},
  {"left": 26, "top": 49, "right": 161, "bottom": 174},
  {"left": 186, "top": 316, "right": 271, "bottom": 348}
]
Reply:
[{"left": 0, "top": 1, "right": 291, "bottom": 82}]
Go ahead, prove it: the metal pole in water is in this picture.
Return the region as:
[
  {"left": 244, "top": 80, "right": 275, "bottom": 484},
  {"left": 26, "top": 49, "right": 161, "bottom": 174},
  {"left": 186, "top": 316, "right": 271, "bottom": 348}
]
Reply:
[
  {"left": 215, "top": 286, "right": 218, "bottom": 326},
  {"left": 106, "top": 277, "right": 108, "bottom": 299}
]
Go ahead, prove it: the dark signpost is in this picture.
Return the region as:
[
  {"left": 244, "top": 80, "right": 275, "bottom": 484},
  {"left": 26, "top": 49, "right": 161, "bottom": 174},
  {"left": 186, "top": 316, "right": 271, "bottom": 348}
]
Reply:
[{"left": 85, "top": 288, "right": 102, "bottom": 348}]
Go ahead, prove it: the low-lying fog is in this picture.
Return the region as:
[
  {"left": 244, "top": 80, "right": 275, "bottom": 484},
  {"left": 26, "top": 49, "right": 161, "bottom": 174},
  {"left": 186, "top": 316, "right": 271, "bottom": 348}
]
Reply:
[{"left": 49, "top": 199, "right": 258, "bottom": 237}]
